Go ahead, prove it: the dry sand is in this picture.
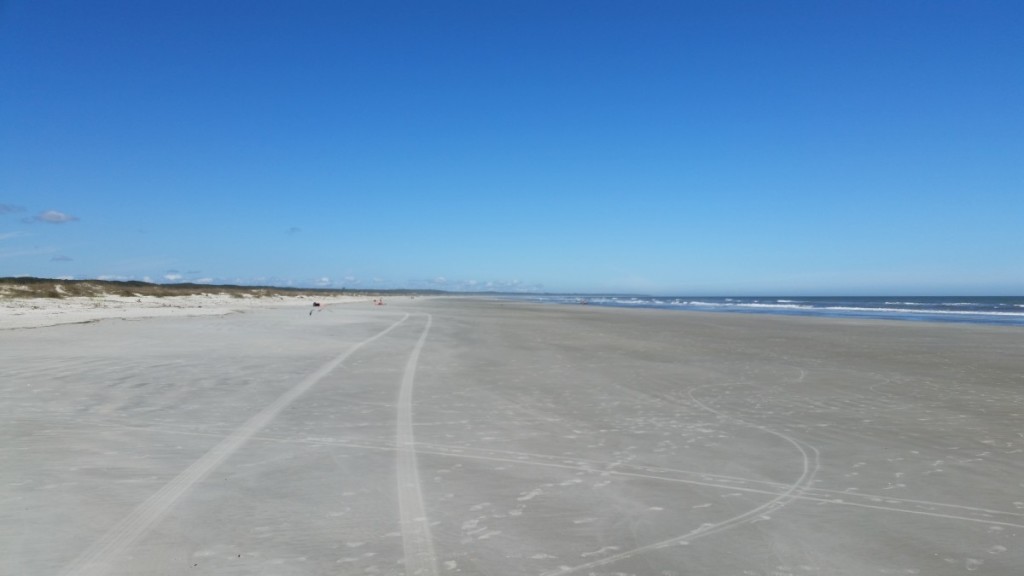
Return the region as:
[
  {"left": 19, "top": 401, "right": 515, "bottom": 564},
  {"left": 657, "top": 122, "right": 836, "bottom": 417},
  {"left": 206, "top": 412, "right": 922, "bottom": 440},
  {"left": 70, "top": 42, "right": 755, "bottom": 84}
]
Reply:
[
  {"left": 2, "top": 297, "right": 1023, "bottom": 575},
  {"left": 0, "top": 293, "right": 373, "bottom": 330}
]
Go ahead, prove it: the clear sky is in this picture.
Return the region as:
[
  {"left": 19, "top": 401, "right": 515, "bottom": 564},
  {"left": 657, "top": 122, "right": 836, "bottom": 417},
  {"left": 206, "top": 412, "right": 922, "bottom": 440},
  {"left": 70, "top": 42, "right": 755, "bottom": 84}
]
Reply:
[{"left": 2, "top": 1, "right": 1022, "bottom": 295}]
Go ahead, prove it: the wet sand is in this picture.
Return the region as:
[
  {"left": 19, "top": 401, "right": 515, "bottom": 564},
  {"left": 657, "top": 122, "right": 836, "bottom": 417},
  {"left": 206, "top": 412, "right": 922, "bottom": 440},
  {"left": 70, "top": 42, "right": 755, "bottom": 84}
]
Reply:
[{"left": 3, "top": 297, "right": 1022, "bottom": 575}]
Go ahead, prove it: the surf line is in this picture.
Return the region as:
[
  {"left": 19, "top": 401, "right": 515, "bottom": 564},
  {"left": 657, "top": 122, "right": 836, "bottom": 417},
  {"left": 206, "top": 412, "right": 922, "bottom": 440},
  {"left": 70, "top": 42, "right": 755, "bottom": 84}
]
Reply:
[
  {"left": 60, "top": 313, "right": 412, "bottom": 576},
  {"left": 396, "top": 313, "right": 438, "bottom": 576}
]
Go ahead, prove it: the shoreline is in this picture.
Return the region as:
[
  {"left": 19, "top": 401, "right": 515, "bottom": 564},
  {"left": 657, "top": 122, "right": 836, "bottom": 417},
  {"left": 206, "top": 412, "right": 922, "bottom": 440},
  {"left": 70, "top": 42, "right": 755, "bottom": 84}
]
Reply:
[
  {"left": 6, "top": 292, "right": 1023, "bottom": 334},
  {"left": 500, "top": 294, "right": 1024, "bottom": 327},
  {"left": 471, "top": 296, "right": 1024, "bottom": 336}
]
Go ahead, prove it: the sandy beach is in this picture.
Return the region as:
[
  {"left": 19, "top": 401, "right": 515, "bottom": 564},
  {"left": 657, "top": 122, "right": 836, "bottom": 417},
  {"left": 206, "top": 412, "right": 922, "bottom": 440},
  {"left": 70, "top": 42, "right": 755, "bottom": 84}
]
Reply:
[
  {"left": 2, "top": 297, "right": 1023, "bottom": 575},
  {"left": 0, "top": 292, "right": 375, "bottom": 330}
]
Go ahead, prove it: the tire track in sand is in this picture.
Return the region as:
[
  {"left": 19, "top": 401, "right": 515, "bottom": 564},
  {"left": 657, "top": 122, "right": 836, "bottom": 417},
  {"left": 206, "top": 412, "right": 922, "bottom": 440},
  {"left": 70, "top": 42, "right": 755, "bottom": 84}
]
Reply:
[
  {"left": 396, "top": 314, "right": 438, "bottom": 576},
  {"left": 542, "top": 383, "right": 820, "bottom": 576},
  {"left": 60, "top": 314, "right": 411, "bottom": 576}
]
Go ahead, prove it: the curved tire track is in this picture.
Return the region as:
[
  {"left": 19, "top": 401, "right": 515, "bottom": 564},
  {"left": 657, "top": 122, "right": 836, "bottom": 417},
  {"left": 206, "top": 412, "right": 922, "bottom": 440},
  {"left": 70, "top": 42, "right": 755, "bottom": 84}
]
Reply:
[{"left": 541, "top": 383, "right": 819, "bottom": 576}]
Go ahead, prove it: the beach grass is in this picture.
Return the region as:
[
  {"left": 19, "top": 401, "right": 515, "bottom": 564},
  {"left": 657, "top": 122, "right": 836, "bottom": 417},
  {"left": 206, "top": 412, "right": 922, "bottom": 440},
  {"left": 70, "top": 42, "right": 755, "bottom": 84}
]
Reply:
[{"left": 0, "top": 277, "right": 435, "bottom": 300}]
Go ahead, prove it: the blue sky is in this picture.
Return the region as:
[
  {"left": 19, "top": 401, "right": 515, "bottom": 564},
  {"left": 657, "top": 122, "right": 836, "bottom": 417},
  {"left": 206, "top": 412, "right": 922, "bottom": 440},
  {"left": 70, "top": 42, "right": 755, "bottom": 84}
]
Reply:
[{"left": 2, "top": 1, "right": 1022, "bottom": 294}]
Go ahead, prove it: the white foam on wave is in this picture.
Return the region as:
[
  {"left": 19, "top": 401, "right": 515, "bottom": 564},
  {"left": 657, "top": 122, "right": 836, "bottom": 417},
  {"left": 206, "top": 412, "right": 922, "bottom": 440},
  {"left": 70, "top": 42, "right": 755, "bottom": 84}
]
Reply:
[
  {"left": 603, "top": 298, "right": 1024, "bottom": 318},
  {"left": 819, "top": 306, "right": 1024, "bottom": 318},
  {"left": 515, "top": 295, "right": 1024, "bottom": 324},
  {"left": 666, "top": 300, "right": 811, "bottom": 311}
]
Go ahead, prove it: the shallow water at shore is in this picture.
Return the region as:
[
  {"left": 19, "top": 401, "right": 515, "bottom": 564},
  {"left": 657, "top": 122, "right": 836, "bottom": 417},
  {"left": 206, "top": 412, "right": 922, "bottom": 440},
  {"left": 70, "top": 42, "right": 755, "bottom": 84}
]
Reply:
[{"left": 508, "top": 294, "right": 1024, "bottom": 326}]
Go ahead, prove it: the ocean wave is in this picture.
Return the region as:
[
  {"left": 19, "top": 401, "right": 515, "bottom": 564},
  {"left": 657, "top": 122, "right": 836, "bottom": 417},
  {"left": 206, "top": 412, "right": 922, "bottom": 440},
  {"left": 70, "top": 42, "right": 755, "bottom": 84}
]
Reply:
[
  {"left": 594, "top": 298, "right": 1024, "bottom": 318},
  {"left": 818, "top": 306, "right": 1024, "bottom": 318},
  {"left": 511, "top": 295, "right": 1024, "bottom": 325}
]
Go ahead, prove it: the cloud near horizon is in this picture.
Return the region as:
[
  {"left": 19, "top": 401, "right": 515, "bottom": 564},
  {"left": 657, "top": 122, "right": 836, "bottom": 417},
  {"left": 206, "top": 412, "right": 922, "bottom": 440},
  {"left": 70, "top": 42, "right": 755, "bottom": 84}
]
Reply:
[{"left": 405, "top": 276, "right": 540, "bottom": 292}]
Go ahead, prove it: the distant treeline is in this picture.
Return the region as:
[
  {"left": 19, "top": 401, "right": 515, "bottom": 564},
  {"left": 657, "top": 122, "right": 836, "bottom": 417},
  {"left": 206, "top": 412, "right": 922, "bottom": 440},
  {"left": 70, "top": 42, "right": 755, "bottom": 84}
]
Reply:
[{"left": 0, "top": 277, "right": 447, "bottom": 299}]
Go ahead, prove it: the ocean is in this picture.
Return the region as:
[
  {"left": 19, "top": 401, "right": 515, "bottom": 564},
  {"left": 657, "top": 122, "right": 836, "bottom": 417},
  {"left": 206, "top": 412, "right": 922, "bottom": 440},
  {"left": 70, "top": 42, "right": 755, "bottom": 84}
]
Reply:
[{"left": 504, "top": 295, "right": 1024, "bottom": 326}]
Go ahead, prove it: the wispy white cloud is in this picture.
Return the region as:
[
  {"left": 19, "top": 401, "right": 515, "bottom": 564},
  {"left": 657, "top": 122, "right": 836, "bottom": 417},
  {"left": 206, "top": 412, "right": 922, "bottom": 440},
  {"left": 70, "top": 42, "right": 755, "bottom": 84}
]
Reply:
[
  {"left": 0, "top": 231, "right": 27, "bottom": 240},
  {"left": 0, "top": 204, "right": 26, "bottom": 215},
  {"left": 314, "top": 276, "right": 332, "bottom": 287},
  {"left": 51, "top": 255, "right": 73, "bottom": 262},
  {"left": 34, "top": 210, "right": 79, "bottom": 224},
  {"left": 164, "top": 273, "right": 183, "bottom": 281},
  {"left": 411, "top": 277, "right": 542, "bottom": 292},
  {"left": 286, "top": 227, "right": 301, "bottom": 235}
]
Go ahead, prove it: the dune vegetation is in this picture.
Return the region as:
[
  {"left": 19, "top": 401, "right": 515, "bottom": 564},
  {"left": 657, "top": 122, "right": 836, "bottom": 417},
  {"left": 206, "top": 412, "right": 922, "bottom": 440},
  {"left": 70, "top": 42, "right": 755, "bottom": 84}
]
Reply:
[{"left": 0, "top": 277, "right": 435, "bottom": 299}]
